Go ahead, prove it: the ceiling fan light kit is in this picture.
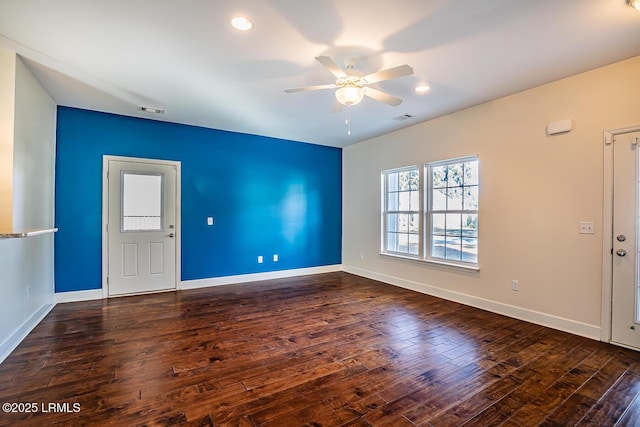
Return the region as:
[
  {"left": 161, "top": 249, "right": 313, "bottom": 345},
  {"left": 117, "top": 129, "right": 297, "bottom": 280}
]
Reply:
[
  {"left": 335, "top": 85, "right": 364, "bottom": 106},
  {"left": 285, "top": 55, "right": 414, "bottom": 135},
  {"left": 628, "top": 0, "right": 640, "bottom": 11}
]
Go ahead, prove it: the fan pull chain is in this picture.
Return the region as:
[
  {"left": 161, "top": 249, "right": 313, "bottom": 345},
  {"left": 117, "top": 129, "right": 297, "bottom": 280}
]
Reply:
[{"left": 346, "top": 105, "right": 351, "bottom": 136}]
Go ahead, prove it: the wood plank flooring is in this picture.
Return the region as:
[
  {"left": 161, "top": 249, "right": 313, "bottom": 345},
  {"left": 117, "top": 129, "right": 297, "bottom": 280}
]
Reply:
[{"left": 0, "top": 272, "right": 639, "bottom": 426}]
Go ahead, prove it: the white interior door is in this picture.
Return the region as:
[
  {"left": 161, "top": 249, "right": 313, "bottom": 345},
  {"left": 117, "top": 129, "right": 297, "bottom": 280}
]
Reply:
[
  {"left": 611, "top": 130, "right": 640, "bottom": 350},
  {"left": 106, "top": 158, "right": 178, "bottom": 296}
]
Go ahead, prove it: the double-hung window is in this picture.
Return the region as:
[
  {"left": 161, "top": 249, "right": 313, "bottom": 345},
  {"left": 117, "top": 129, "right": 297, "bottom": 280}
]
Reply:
[
  {"left": 381, "top": 156, "right": 479, "bottom": 268},
  {"left": 382, "top": 167, "right": 420, "bottom": 256},
  {"left": 426, "top": 157, "right": 479, "bottom": 264}
]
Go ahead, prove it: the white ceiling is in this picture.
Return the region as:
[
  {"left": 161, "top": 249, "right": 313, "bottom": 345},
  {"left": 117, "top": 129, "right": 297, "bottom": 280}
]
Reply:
[{"left": 1, "top": 0, "right": 639, "bottom": 148}]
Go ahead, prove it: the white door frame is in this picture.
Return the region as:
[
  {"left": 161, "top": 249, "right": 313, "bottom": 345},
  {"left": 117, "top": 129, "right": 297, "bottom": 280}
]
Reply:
[
  {"left": 102, "top": 155, "right": 182, "bottom": 298},
  {"left": 601, "top": 125, "right": 640, "bottom": 344}
]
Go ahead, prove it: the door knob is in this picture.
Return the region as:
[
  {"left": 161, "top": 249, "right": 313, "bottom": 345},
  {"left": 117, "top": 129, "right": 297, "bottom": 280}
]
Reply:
[
  {"left": 168, "top": 233, "right": 175, "bottom": 238},
  {"left": 616, "top": 249, "right": 626, "bottom": 257}
]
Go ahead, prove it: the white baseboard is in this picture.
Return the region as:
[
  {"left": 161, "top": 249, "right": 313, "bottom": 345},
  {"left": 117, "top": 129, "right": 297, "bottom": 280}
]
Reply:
[
  {"left": 53, "top": 266, "right": 344, "bottom": 303},
  {"left": 56, "top": 289, "right": 104, "bottom": 303},
  {"left": 180, "top": 264, "right": 343, "bottom": 290},
  {"left": 344, "top": 265, "right": 601, "bottom": 341},
  {"left": 0, "top": 295, "right": 56, "bottom": 364}
]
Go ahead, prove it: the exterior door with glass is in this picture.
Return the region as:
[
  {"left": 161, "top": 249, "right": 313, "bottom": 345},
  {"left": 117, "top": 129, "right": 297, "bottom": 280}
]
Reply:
[
  {"left": 611, "top": 130, "right": 640, "bottom": 350},
  {"left": 106, "top": 157, "right": 178, "bottom": 296}
]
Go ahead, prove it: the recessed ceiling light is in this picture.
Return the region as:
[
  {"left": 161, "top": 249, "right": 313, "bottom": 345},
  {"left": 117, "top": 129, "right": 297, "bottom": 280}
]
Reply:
[
  {"left": 415, "top": 85, "right": 430, "bottom": 93},
  {"left": 231, "top": 16, "right": 253, "bottom": 31}
]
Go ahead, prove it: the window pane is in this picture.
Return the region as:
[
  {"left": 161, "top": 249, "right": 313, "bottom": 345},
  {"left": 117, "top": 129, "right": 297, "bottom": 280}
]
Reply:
[
  {"left": 387, "top": 214, "right": 398, "bottom": 232},
  {"left": 445, "top": 237, "right": 462, "bottom": 261},
  {"left": 388, "top": 173, "right": 398, "bottom": 192},
  {"left": 463, "top": 186, "right": 479, "bottom": 210},
  {"left": 409, "top": 170, "right": 419, "bottom": 190},
  {"left": 399, "top": 191, "right": 410, "bottom": 210},
  {"left": 445, "top": 213, "right": 462, "bottom": 236},
  {"left": 432, "top": 188, "right": 447, "bottom": 211},
  {"left": 388, "top": 192, "right": 399, "bottom": 211},
  {"left": 410, "top": 190, "right": 419, "bottom": 211},
  {"left": 465, "top": 161, "right": 479, "bottom": 186},
  {"left": 447, "top": 163, "right": 464, "bottom": 187},
  {"left": 463, "top": 214, "right": 478, "bottom": 237},
  {"left": 462, "top": 238, "right": 478, "bottom": 263},
  {"left": 432, "top": 213, "right": 446, "bottom": 235},
  {"left": 409, "top": 234, "right": 419, "bottom": 255},
  {"left": 122, "top": 173, "right": 163, "bottom": 231},
  {"left": 431, "top": 235, "right": 445, "bottom": 259},
  {"left": 398, "top": 233, "right": 409, "bottom": 252},
  {"left": 398, "top": 214, "right": 409, "bottom": 232},
  {"left": 386, "top": 232, "right": 398, "bottom": 252},
  {"left": 447, "top": 187, "right": 463, "bottom": 210},
  {"left": 399, "top": 171, "right": 411, "bottom": 191},
  {"left": 409, "top": 214, "right": 419, "bottom": 233},
  {"left": 432, "top": 165, "right": 447, "bottom": 188}
]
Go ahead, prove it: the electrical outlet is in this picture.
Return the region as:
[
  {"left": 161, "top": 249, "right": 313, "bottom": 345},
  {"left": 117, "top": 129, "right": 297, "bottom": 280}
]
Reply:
[
  {"left": 579, "top": 221, "right": 595, "bottom": 234},
  {"left": 257, "top": 255, "right": 263, "bottom": 264},
  {"left": 207, "top": 217, "right": 214, "bottom": 226},
  {"left": 511, "top": 280, "right": 519, "bottom": 291}
]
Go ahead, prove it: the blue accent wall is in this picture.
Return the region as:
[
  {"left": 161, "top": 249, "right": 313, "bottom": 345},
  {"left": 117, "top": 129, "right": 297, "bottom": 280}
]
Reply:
[{"left": 55, "top": 107, "right": 342, "bottom": 292}]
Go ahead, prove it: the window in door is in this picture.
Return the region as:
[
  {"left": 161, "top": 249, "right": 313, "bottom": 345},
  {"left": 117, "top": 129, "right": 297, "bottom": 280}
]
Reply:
[{"left": 121, "top": 172, "right": 164, "bottom": 232}]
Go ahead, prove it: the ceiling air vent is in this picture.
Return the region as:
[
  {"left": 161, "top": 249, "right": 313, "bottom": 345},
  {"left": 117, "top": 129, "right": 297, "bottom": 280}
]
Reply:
[
  {"left": 393, "top": 114, "right": 413, "bottom": 121},
  {"left": 138, "top": 106, "right": 164, "bottom": 115}
]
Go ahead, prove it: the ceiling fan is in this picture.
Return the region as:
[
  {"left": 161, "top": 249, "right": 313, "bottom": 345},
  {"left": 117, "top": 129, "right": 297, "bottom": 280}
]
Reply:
[{"left": 284, "top": 56, "right": 414, "bottom": 112}]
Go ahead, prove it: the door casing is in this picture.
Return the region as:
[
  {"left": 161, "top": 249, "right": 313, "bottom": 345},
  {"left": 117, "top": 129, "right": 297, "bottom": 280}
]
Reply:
[
  {"left": 602, "top": 125, "right": 640, "bottom": 347},
  {"left": 102, "top": 155, "right": 182, "bottom": 298}
]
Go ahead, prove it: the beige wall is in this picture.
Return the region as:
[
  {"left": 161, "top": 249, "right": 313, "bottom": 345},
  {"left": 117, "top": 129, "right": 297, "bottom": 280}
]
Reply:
[
  {"left": 0, "top": 50, "right": 16, "bottom": 229},
  {"left": 343, "top": 56, "right": 640, "bottom": 338}
]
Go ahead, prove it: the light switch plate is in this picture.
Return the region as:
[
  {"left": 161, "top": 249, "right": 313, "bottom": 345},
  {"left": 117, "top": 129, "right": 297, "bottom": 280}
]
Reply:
[{"left": 207, "top": 217, "right": 213, "bottom": 226}]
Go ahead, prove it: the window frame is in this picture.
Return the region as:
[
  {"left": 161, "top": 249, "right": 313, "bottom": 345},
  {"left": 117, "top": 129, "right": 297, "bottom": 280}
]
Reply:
[
  {"left": 424, "top": 156, "right": 479, "bottom": 267},
  {"left": 380, "top": 156, "right": 479, "bottom": 271},
  {"left": 381, "top": 165, "right": 422, "bottom": 258}
]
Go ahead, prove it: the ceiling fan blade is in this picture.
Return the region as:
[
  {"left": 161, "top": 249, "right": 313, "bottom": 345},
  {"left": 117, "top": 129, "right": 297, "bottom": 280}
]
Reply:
[
  {"left": 364, "top": 64, "right": 413, "bottom": 84},
  {"left": 315, "top": 56, "right": 347, "bottom": 78},
  {"left": 365, "top": 87, "right": 403, "bottom": 106},
  {"left": 330, "top": 100, "right": 343, "bottom": 113},
  {"left": 284, "top": 84, "right": 336, "bottom": 93}
]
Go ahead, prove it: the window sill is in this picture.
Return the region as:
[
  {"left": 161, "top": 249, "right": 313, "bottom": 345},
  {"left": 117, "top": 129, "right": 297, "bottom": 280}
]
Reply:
[{"left": 379, "top": 252, "right": 480, "bottom": 272}]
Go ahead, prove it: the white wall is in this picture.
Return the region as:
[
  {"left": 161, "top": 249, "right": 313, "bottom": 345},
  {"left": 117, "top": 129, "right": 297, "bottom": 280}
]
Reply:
[
  {"left": 0, "top": 51, "right": 56, "bottom": 362},
  {"left": 343, "top": 56, "right": 640, "bottom": 339}
]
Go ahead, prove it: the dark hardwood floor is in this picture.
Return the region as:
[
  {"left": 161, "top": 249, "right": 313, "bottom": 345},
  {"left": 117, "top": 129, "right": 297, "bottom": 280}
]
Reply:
[{"left": 0, "top": 272, "right": 639, "bottom": 426}]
